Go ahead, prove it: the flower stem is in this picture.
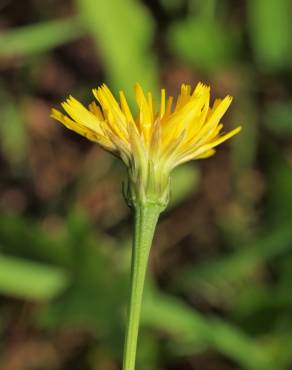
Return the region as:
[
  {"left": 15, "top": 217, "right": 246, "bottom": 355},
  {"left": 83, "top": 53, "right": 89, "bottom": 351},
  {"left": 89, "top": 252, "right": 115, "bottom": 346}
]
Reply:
[{"left": 122, "top": 203, "right": 162, "bottom": 370}]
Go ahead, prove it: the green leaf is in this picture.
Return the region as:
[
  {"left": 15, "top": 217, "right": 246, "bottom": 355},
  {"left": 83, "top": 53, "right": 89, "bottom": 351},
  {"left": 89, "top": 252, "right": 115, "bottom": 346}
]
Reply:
[
  {"left": 0, "top": 17, "right": 85, "bottom": 57},
  {"left": 178, "top": 224, "right": 292, "bottom": 292},
  {"left": 143, "top": 288, "right": 275, "bottom": 370},
  {"left": 247, "top": 0, "right": 292, "bottom": 71},
  {"left": 0, "top": 254, "right": 69, "bottom": 300},
  {"left": 0, "top": 91, "right": 28, "bottom": 164},
  {"left": 231, "top": 91, "right": 258, "bottom": 172},
  {"left": 265, "top": 148, "right": 292, "bottom": 224},
  {"left": 264, "top": 101, "right": 292, "bottom": 135},
  {"left": 0, "top": 213, "right": 72, "bottom": 265},
  {"left": 168, "top": 18, "right": 238, "bottom": 71},
  {"left": 76, "top": 0, "right": 159, "bottom": 99}
]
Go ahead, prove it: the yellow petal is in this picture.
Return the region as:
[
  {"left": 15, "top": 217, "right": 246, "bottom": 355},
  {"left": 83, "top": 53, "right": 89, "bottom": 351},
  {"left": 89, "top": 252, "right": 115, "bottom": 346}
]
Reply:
[
  {"left": 61, "top": 96, "right": 103, "bottom": 135},
  {"left": 164, "top": 95, "right": 173, "bottom": 118},
  {"left": 195, "top": 148, "right": 216, "bottom": 159},
  {"left": 160, "top": 88, "right": 166, "bottom": 118},
  {"left": 51, "top": 108, "right": 114, "bottom": 150},
  {"left": 88, "top": 101, "right": 104, "bottom": 120},
  {"left": 193, "top": 126, "right": 242, "bottom": 159},
  {"left": 93, "top": 85, "right": 128, "bottom": 141},
  {"left": 119, "top": 91, "right": 134, "bottom": 124},
  {"left": 134, "top": 83, "right": 152, "bottom": 141}
]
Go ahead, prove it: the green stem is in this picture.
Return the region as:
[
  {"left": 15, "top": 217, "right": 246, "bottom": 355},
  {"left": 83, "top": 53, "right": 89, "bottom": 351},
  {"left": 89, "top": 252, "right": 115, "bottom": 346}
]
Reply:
[{"left": 122, "top": 203, "right": 162, "bottom": 370}]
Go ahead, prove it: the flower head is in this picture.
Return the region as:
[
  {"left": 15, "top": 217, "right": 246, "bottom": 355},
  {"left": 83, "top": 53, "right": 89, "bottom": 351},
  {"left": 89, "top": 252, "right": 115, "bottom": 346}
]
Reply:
[{"left": 51, "top": 83, "right": 241, "bottom": 207}]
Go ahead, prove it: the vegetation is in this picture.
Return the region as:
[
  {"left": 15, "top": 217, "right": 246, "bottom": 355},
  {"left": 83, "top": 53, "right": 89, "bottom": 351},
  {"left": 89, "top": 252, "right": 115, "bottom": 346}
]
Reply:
[{"left": 0, "top": 0, "right": 292, "bottom": 369}]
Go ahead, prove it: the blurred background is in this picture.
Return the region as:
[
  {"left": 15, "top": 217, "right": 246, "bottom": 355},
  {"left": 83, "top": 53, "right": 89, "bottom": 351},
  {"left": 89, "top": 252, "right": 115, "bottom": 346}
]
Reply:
[{"left": 0, "top": 0, "right": 292, "bottom": 369}]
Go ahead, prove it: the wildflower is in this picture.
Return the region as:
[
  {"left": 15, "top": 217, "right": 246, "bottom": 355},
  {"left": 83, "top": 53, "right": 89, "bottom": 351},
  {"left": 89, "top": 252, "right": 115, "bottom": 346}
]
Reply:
[
  {"left": 51, "top": 83, "right": 241, "bottom": 207},
  {"left": 51, "top": 82, "right": 241, "bottom": 370}
]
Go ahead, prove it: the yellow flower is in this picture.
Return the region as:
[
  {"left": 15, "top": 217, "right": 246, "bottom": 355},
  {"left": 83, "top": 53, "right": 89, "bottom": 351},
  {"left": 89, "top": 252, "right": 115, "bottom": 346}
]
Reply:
[{"left": 51, "top": 83, "right": 241, "bottom": 207}]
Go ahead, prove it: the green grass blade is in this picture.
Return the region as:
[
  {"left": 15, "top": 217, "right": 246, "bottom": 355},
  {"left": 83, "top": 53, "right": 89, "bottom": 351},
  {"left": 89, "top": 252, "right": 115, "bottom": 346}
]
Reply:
[
  {"left": 247, "top": 0, "right": 292, "bottom": 70},
  {"left": 76, "top": 0, "right": 159, "bottom": 99},
  {"left": 0, "top": 17, "right": 85, "bottom": 57},
  {"left": 179, "top": 224, "right": 292, "bottom": 290},
  {"left": 0, "top": 254, "right": 69, "bottom": 300},
  {"left": 143, "top": 289, "right": 275, "bottom": 370}
]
